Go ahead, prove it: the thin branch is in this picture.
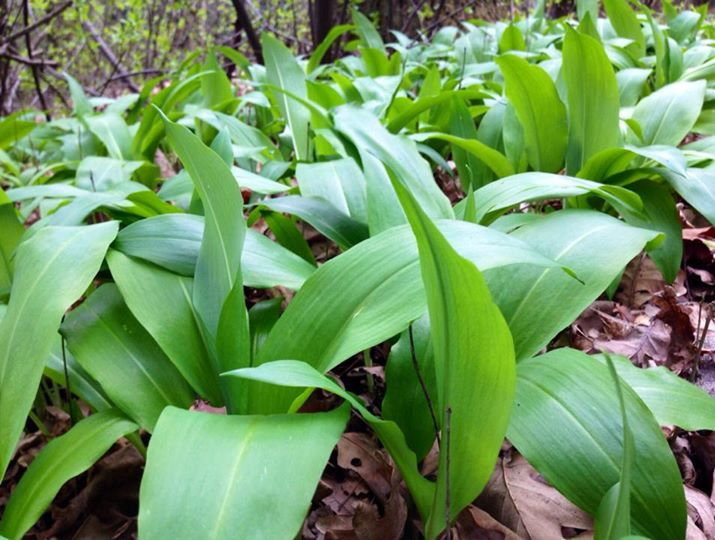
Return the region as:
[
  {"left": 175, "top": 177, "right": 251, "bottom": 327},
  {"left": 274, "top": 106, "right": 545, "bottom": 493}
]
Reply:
[
  {"left": 81, "top": 20, "right": 139, "bottom": 92},
  {"left": 23, "top": 0, "right": 50, "bottom": 120},
  {"left": 0, "top": 51, "right": 58, "bottom": 66},
  {"left": 0, "top": 0, "right": 72, "bottom": 46}
]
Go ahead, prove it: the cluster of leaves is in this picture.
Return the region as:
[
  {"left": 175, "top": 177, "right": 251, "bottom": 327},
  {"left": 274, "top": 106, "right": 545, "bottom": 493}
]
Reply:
[{"left": 1, "top": 1, "right": 715, "bottom": 538}]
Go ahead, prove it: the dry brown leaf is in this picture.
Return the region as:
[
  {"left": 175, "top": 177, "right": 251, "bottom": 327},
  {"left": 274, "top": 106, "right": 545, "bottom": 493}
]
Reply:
[
  {"left": 502, "top": 454, "right": 592, "bottom": 540},
  {"left": 337, "top": 432, "right": 392, "bottom": 502},
  {"left": 686, "top": 485, "right": 715, "bottom": 540}
]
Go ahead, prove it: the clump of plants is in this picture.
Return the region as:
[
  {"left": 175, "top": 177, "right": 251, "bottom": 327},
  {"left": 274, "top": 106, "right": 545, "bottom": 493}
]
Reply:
[{"left": 1, "top": 1, "right": 715, "bottom": 538}]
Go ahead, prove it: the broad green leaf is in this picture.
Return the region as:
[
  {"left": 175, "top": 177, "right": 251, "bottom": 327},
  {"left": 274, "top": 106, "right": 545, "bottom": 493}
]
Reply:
[
  {"left": 226, "top": 361, "right": 434, "bottom": 518},
  {"left": 62, "top": 284, "right": 194, "bottom": 430},
  {"left": 75, "top": 156, "right": 145, "bottom": 191},
  {"left": 563, "top": 27, "right": 621, "bottom": 174},
  {"left": 84, "top": 113, "right": 132, "bottom": 160},
  {"left": 162, "top": 116, "right": 245, "bottom": 340},
  {"left": 113, "top": 214, "right": 313, "bottom": 289},
  {"left": 0, "top": 112, "right": 35, "bottom": 150},
  {"left": 352, "top": 8, "right": 384, "bottom": 50},
  {"left": 508, "top": 348, "right": 686, "bottom": 540},
  {"left": 0, "top": 222, "right": 117, "bottom": 480},
  {"left": 577, "top": 0, "right": 598, "bottom": 21},
  {"left": 594, "top": 355, "right": 635, "bottom": 539},
  {"left": 499, "top": 24, "right": 526, "bottom": 52},
  {"left": 248, "top": 298, "right": 282, "bottom": 361},
  {"left": 107, "top": 250, "right": 222, "bottom": 404},
  {"left": 44, "top": 337, "right": 112, "bottom": 413},
  {"left": 334, "top": 106, "right": 454, "bottom": 220},
  {"left": 629, "top": 80, "right": 706, "bottom": 147},
  {"left": 496, "top": 55, "right": 567, "bottom": 173},
  {"left": 138, "top": 405, "right": 349, "bottom": 539},
  {"left": 0, "top": 191, "right": 23, "bottom": 293},
  {"left": 0, "top": 410, "right": 137, "bottom": 539},
  {"left": 262, "top": 33, "right": 310, "bottom": 160},
  {"left": 201, "top": 53, "right": 234, "bottom": 107},
  {"left": 603, "top": 0, "right": 646, "bottom": 57},
  {"left": 64, "top": 73, "right": 92, "bottom": 116},
  {"left": 625, "top": 181, "right": 681, "bottom": 283},
  {"left": 297, "top": 159, "right": 368, "bottom": 223},
  {"left": 616, "top": 68, "right": 652, "bottom": 107},
  {"left": 261, "top": 196, "right": 369, "bottom": 250},
  {"left": 490, "top": 210, "right": 660, "bottom": 360},
  {"left": 307, "top": 24, "right": 354, "bottom": 73},
  {"left": 249, "top": 220, "right": 556, "bottom": 414},
  {"left": 464, "top": 172, "right": 643, "bottom": 224},
  {"left": 595, "top": 354, "right": 715, "bottom": 431},
  {"left": 393, "top": 179, "right": 515, "bottom": 538},
  {"left": 447, "top": 97, "right": 481, "bottom": 191},
  {"left": 383, "top": 315, "right": 436, "bottom": 461},
  {"left": 410, "top": 132, "right": 515, "bottom": 179},
  {"left": 658, "top": 167, "right": 715, "bottom": 225}
]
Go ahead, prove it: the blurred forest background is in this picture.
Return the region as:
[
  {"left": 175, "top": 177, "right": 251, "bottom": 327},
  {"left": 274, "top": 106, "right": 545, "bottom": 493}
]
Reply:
[{"left": 0, "top": 0, "right": 710, "bottom": 115}]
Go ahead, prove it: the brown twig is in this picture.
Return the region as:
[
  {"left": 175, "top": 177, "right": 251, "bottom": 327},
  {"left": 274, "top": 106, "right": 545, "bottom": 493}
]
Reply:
[
  {"left": 0, "top": 0, "right": 72, "bottom": 46},
  {"left": 81, "top": 20, "right": 139, "bottom": 92},
  {"left": 0, "top": 50, "right": 57, "bottom": 66},
  {"left": 23, "top": 0, "right": 50, "bottom": 120}
]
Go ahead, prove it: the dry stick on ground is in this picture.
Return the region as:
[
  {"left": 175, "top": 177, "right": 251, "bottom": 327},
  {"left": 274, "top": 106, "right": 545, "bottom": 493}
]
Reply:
[{"left": 81, "top": 20, "right": 140, "bottom": 92}]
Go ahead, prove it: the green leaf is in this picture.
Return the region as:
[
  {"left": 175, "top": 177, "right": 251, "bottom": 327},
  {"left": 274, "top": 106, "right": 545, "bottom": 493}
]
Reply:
[
  {"left": 262, "top": 33, "right": 310, "bottom": 160},
  {"left": 410, "top": 132, "right": 515, "bottom": 179},
  {"left": 499, "top": 24, "right": 526, "bottom": 52},
  {"left": 624, "top": 181, "right": 682, "bottom": 283},
  {"left": 447, "top": 97, "right": 481, "bottom": 191},
  {"left": 249, "top": 219, "right": 550, "bottom": 413},
  {"left": 64, "top": 73, "right": 92, "bottom": 116},
  {"left": 260, "top": 196, "right": 369, "bottom": 250},
  {"left": 0, "top": 112, "right": 36, "bottom": 150},
  {"left": 383, "top": 315, "right": 437, "bottom": 461},
  {"left": 393, "top": 179, "right": 516, "bottom": 538},
  {"left": 226, "top": 361, "right": 434, "bottom": 519},
  {"left": 0, "top": 191, "right": 23, "bottom": 293},
  {"left": 508, "top": 348, "right": 686, "bottom": 540},
  {"left": 563, "top": 27, "right": 621, "bottom": 174},
  {"left": 138, "top": 405, "right": 349, "bottom": 539},
  {"left": 0, "top": 410, "right": 137, "bottom": 539},
  {"left": 351, "top": 8, "right": 384, "bottom": 50},
  {"left": 201, "top": 53, "right": 234, "bottom": 107},
  {"left": 496, "top": 55, "right": 567, "bottom": 173},
  {"left": 616, "top": 68, "right": 652, "bottom": 107},
  {"left": 307, "top": 24, "right": 354, "bottom": 73},
  {"left": 594, "top": 354, "right": 715, "bottom": 431},
  {"left": 162, "top": 116, "right": 245, "bottom": 340},
  {"left": 84, "top": 113, "right": 133, "bottom": 160},
  {"left": 603, "top": 0, "right": 646, "bottom": 57},
  {"left": 61, "top": 284, "right": 194, "bottom": 430},
  {"left": 0, "top": 222, "right": 117, "bottom": 480},
  {"left": 334, "top": 106, "right": 454, "bottom": 220},
  {"left": 44, "top": 337, "right": 112, "bottom": 413},
  {"left": 658, "top": 167, "right": 715, "bottom": 225},
  {"left": 594, "top": 354, "right": 635, "bottom": 539},
  {"left": 629, "top": 80, "right": 706, "bottom": 147},
  {"left": 489, "top": 210, "right": 660, "bottom": 360},
  {"left": 113, "top": 214, "right": 314, "bottom": 289},
  {"left": 296, "top": 158, "right": 368, "bottom": 222},
  {"left": 107, "top": 250, "right": 222, "bottom": 404},
  {"left": 464, "top": 172, "right": 643, "bottom": 224}
]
